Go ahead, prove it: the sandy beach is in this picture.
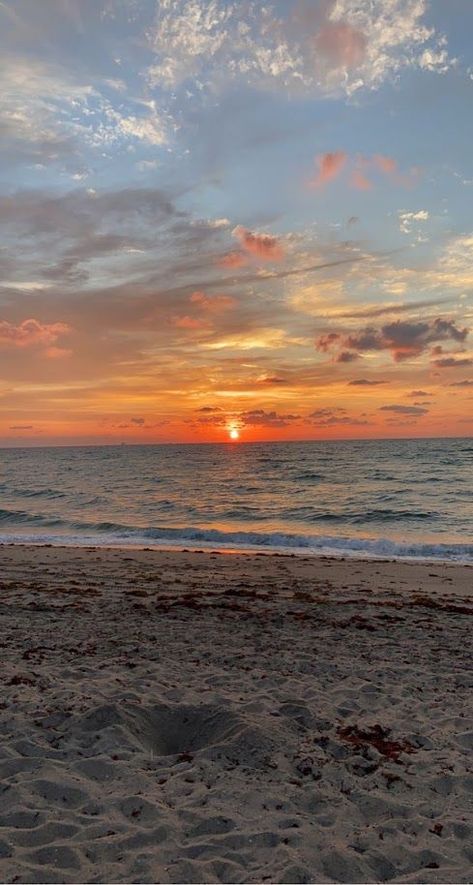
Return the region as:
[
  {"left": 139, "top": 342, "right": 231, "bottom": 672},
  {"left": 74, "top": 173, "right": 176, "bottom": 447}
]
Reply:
[{"left": 0, "top": 544, "right": 472, "bottom": 884}]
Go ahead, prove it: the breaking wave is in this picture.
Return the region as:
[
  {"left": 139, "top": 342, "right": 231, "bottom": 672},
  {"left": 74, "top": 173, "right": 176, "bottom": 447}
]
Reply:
[{"left": 0, "top": 513, "right": 471, "bottom": 564}]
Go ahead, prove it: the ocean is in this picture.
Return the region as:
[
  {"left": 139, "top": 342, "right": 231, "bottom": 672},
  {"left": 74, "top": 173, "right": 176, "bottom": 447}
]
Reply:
[{"left": 0, "top": 438, "right": 472, "bottom": 562}]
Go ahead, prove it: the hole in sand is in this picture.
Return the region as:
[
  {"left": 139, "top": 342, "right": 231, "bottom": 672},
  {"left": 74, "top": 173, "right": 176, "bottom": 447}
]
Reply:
[{"left": 121, "top": 703, "right": 240, "bottom": 757}]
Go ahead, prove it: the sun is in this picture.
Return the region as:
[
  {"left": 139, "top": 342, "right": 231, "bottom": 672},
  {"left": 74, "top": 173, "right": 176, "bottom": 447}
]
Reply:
[{"left": 229, "top": 428, "right": 240, "bottom": 440}]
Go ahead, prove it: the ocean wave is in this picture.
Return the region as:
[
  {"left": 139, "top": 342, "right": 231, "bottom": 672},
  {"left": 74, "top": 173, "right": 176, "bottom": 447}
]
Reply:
[
  {"left": 276, "top": 507, "right": 438, "bottom": 524},
  {"left": 0, "top": 519, "right": 472, "bottom": 563},
  {"left": 0, "top": 487, "right": 66, "bottom": 499},
  {"left": 349, "top": 508, "right": 438, "bottom": 523},
  {"left": 0, "top": 507, "right": 63, "bottom": 526}
]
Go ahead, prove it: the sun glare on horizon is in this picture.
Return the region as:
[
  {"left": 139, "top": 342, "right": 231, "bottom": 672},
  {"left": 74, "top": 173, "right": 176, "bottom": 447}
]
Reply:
[{"left": 229, "top": 428, "right": 240, "bottom": 441}]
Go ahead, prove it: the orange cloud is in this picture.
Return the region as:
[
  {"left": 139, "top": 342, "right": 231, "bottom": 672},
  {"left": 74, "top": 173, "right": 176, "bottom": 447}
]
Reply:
[
  {"left": 0, "top": 318, "right": 71, "bottom": 349},
  {"left": 173, "top": 315, "right": 208, "bottom": 330},
  {"left": 190, "top": 291, "right": 235, "bottom": 312},
  {"left": 44, "top": 346, "right": 72, "bottom": 359},
  {"left": 232, "top": 226, "right": 284, "bottom": 261},
  {"left": 311, "top": 151, "right": 347, "bottom": 187}
]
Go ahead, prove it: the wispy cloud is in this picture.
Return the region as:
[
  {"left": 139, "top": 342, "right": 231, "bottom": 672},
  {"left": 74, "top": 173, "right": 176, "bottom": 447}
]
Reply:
[
  {"left": 380, "top": 404, "right": 429, "bottom": 416},
  {"left": 146, "top": 0, "right": 454, "bottom": 98}
]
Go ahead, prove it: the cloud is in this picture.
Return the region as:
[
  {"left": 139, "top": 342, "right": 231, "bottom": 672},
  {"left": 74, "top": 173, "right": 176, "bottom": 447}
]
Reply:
[
  {"left": 334, "top": 298, "right": 454, "bottom": 320},
  {"left": 9, "top": 424, "right": 33, "bottom": 430},
  {"left": 146, "top": 0, "right": 454, "bottom": 99},
  {"left": 130, "top": 416, "right": 145, "bottom": 426},
  {"left": 311, "top": 151, "right": 409, "bottom": 191},
  {"left": 309, "top": 407, "right": 369, "bottom": 426},
  {"left": 0, "top": 185, "right": 235, "bottom": 298},
  {"left": 336, "top": 350, "right": 359, "bottom": 363},
  {"left": 316, "top": 332, "right": 341, "bottom": 352},
  {"left": 0, "top": 318, "right": 71, "bottom": 349},
  {"left": 232, "top": 226, "right": 284, "bottom": 261},
  {"left": 348, "top": 378, "right": 385, "bottom": 386},
  {"left": 317, "top": 317, "right": 469, "bottom": 363},
  {"left": 398, "top": 209, "right": 429, "bottom": 234},
  {"left": 190, "top": 291, "right": 235, "bottom": 312},
  {"left": 373, "top": 155, "right": 397, "bottom": 175},
  {"left": 418, "top": 47, "right": 453, "bottom": 73},
  {"left": 434, "top": 357, "right": 473, "bottom": 368},
  {"left": 449, "top": 379, "right": 473, "bottom": 387},
  {"left": 45, "top": 346, "right": 72, "bottom": 359},
  {"left": 193, "top": 407, "right": 301, "bottom": 429},
  {"left": 407, "top": 390, "right": 431, "bottom": 397},
  {"left": 311, "top": 151, "right": 347, "bottom": 187},
  {"left": 315, "top": 20, "right": 366, "bottom": 70},
  {"left": 350, "top": 168, "right": 373, "bottom": 191},
  {"left": 255, "top": 374, "right": 286, "bottom": 384},
  {"left": 434, "top": 234, "right": 473, "bottom": 290},
  {"left": 0, "top": 52, "right": 169, "bottom": 175},
  {"left": 380, "top": 404, "right": 428, "bottom": 416},
  {"left": 193, "top": 412, "right": 227, "bottom": 427},
  {"left": 112, "top": 111, "right": 167, "bottom": 146},
  {"left": 173, "top": 315, "right": 209, "bottom": 330},
  {"left": 240, "top": 409, "right": 300, "bottom": 428},
  {"left": 310, "top": 408, "right": 346, "bottom": 419}
]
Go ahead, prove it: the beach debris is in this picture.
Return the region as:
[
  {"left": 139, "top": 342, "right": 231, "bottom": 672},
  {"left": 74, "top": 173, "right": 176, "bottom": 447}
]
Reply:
[
  {"left": 337, "top": 724, "right": 416, "bottom": 761},
  {"left": 8, "top": 673, "right": 36, "bottom": 686},
  {"left": 429, "top": 823, "right": 444, "bottom": 836}
]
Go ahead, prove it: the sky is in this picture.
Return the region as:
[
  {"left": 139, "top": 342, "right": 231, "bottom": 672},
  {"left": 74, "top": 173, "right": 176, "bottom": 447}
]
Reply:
[{"left": 0, "top": 0, "right": 472, "bottom": 445}]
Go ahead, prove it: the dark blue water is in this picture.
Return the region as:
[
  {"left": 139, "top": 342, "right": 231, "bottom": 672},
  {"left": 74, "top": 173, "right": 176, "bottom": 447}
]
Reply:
[{"left": 0, "top": 439, "right": 472, "bottom": 561}]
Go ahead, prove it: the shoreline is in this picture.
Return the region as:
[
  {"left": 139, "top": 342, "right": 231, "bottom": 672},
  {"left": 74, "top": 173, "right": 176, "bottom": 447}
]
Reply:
[
  {"left": 2, "top": 537, "right": 473, "bottom": 568},
  {"left": 0, "top": 544, "right": 472, "bottom": 883}
]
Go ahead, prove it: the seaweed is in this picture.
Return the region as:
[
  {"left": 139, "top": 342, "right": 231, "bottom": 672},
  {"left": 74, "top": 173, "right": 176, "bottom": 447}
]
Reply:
[{"left": 337, "top": 724, "right": 416, "bottom": 761}]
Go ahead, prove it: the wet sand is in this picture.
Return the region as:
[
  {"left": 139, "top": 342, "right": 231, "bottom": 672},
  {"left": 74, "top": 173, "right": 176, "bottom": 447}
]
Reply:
[{"left": 0, "top": 544, "right": 472, "bottom": 883}]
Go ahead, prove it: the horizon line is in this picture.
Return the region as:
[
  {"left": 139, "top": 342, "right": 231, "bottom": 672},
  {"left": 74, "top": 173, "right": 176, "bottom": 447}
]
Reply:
[{"left": 0, "top": 434, "right": 471, "bottom": 451}]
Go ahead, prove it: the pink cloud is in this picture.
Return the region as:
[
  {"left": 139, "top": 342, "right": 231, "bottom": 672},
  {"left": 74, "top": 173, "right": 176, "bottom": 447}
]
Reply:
[
  {"left": 316, "top": 21, "right": 366, "bottom": 69},
  {"left": 311, "top": 151, "right": 347, "bottom": 187},
  {"left": 351, "top": 168, "right": 373, "bottom": 190},
  {"left": 232, "top": 226, "right": 284, "bottom": 261},
  {"left": 0, "top": 318, "right": 71, "bottom": 349},
  {"left": 310, "top": 151, "right": 411, "bottom": 191},
  {"left": 373, "top": 154, "right": 397, "bottom": 175}
]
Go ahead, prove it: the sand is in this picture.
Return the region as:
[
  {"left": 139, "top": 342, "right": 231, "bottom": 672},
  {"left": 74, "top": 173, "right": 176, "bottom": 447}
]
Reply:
[{"left": 0, "top": 544, "right": 472, "bottom": 884}]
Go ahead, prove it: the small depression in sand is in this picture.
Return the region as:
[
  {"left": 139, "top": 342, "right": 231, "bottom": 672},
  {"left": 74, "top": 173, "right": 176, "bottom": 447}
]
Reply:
[{"left": 121, "top": 703, "right": 242, "bottom": 757}]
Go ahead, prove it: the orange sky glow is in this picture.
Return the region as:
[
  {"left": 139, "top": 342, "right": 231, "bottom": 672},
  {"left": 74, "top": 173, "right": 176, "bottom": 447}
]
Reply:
[{"left": 0, "top": 1, "right": 472, "bottom": 446}]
